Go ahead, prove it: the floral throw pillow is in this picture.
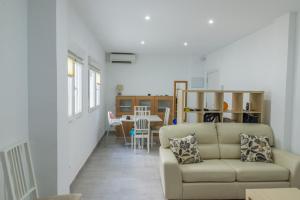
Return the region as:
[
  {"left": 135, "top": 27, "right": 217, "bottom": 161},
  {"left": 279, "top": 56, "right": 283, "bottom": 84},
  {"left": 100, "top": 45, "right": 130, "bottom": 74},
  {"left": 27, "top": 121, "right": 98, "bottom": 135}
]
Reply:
[
  {"left": 169, "top": 133, "right": 202, "bottom": 164},
  {"left": 240, "top": 133, "right": 273, "bottom": 163}
]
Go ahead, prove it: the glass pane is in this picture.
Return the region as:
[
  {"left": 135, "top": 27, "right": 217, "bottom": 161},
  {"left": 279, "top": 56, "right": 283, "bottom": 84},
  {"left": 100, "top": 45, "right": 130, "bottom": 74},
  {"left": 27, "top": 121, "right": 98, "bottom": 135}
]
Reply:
[
  {"left": 75, "top": 62, "right": 82, "bottom": 114},
  {"left": 96, "top": 72, "right": 100, "bottom": 84},
  {"left": 68, "top": 57, "right": 74, "bottom": 77},
  {"left": 96, "top": 85, "right": 100, "bottom": 106},
  {"left": 89, "top": 70, "right": 96, "bottom": 108},
  {"left": 68, "top": 77, "right": 73, "bottom": 117},
  {"left": 120, "top": 99, "right": 132, "bottom": 112},
  {"left": 138, "top": 100, "right": 151, "bottom": 111},
  {"left": 158, "top": 100, "right": 171, "bottom": 112}
]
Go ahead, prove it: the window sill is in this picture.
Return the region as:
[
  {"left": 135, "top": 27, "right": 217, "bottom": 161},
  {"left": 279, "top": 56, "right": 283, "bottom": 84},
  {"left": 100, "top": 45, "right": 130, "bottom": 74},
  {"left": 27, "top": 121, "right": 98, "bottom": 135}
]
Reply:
[
  {"left": 89, "top": 105, "right": 100, "bottom": 113},
  {"left": 68, "top": 112, "right": 83, "bottom": 123}
]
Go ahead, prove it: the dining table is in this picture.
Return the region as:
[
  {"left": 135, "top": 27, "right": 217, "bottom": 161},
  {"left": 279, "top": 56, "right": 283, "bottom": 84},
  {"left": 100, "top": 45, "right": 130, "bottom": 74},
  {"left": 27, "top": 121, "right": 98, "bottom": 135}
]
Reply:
[
  {"left": 121, "top": 115, "right": 162, "bottom": 122},
  {"left": 120, "top": 115, "right": 162, "bottom": 146}
]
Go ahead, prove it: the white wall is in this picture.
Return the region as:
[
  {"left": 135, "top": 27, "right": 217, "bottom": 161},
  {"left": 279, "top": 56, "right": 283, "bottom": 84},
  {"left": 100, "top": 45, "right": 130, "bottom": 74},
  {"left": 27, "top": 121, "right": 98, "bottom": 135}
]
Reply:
[
  {"left": 56, "top": 0, "right": 107, "bottom": 193},
  {"left": 203, "top": 13, "right": 295, "bottom": 149},
  {"left": 28, "top": 0, "right": 58, "bottom": 196},
  {"left": 106, "top": 55, "right": 203, "bottom": 113},
  {"left": 291, "top": 13, "right": 300, "bottom": 154},
  {"left": 0, "top": 0, "right": 28, "bottom": 199}
]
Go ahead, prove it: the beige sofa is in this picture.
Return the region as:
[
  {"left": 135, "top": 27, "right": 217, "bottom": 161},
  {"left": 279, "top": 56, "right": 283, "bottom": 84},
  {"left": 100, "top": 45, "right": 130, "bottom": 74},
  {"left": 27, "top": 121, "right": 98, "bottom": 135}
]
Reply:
[{"left": 159, "top": 123, "right": 300, "bottom": 199}]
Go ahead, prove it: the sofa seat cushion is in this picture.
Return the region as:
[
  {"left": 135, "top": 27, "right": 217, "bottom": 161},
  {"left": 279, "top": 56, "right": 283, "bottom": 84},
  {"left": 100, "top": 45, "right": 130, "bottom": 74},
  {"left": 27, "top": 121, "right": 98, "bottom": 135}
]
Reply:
[
  {"left": 223, "top": 159, "right": 289, "bottom": 182},
  {"left": 180, "top": 160, "right": 236, "bottom": 183}
]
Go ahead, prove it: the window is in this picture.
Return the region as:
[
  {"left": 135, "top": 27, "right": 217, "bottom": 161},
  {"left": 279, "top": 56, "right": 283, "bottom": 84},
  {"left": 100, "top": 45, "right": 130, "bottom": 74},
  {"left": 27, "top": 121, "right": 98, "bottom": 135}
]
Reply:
[
  {"left": 68, "top": 55, "right": 83, "bottom": 118},
  {"left": 89, "top": 67, "right": 101, "bottom": 110}
]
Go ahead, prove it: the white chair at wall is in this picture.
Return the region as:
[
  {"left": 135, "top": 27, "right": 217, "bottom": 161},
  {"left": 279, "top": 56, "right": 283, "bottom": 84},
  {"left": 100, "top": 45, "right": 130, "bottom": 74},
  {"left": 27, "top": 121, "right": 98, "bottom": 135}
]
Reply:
[
  {"left": 151, "top": 107, "right": 170, "bottom": 147},
  {"left": 0, "top": 141, "right": 81, "bottom": 200},
  {"left": 107, "top": 111, "right": 127, "bottom": 144},
  {"left": 133, "top": 113, "right": 151, "bottom": 153},
  {"left": 134, "top": 106, "right": 148, "bottom": 116}
]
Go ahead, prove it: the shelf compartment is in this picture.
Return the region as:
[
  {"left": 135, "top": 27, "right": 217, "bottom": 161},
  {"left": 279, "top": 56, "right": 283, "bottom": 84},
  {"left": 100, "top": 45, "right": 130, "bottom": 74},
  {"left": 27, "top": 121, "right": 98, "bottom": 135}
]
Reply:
[
  {"left": 249, "top": 93, "right": 264, "bottom": 113},
  {"left": 176, "top": 89, "right": 264, "bottom": 124},
  {"left": 204, "top": 92, "right": 224, "bottom": 111},
  {"left": 223, "top": 113, "right": 243, "bottom": 123},
  {"left": 243, "top": 113, "right": 262, "bottom": 123}
]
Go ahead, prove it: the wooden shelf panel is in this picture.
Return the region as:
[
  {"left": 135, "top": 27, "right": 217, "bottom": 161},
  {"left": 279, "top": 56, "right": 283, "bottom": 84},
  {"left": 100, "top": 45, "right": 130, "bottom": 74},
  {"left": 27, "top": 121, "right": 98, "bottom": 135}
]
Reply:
[{"left": 184, "top": 89, "right": 264, "bottom": 93}]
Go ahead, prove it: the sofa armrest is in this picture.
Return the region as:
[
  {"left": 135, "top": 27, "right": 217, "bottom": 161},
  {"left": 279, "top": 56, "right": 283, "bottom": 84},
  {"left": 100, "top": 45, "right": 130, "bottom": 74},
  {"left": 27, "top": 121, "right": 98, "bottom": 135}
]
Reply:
[
  {"left": 38, "top": 194, "right": 82, "bottom": 200},
  {"left": 159, "top": 147, "right": 182, "bottom": 199},
  {"left": 273, "top": 148, "right": 300, "bottom": 188}
]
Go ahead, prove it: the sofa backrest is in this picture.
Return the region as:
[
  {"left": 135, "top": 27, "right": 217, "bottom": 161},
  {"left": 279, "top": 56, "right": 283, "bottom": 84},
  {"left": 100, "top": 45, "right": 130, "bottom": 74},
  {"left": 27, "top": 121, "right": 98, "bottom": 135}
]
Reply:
[
  {"left": 159, "top": 123, "right": 220, "bottom": 159},
  {"left": 216, "top": 123, "right": 274, "bottom": 159}
]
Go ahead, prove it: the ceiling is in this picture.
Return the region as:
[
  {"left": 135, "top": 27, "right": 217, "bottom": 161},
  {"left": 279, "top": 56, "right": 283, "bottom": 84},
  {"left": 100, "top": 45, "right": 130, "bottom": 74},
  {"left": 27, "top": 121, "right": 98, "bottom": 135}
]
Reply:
[{"left": 73, "top": 0, "right": 300, "bottom": 56}]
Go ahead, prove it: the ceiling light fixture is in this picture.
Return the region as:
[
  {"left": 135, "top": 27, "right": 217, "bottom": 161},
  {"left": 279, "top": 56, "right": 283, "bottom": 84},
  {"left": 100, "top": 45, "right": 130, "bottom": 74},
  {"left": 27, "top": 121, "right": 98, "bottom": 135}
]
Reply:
[
  {"left": 208, "top": 19, "right": 214, "bottom": 25},
  {"left": 140, "top": 41, "right": 145, "bottom": 45},
  {"left": 145, "top": 15, "right": 151, "bottom": 21},
  {"left": 183, "top": 42, "right": 188, "bottom": 46}
]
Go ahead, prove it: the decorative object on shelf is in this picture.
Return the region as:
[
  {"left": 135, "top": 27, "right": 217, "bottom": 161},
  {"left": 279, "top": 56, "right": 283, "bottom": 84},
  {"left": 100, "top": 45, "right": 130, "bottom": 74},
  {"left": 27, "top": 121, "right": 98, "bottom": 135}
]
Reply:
[
  {"left": 246, "top": 102, "right": 250, "bottom": 111},
  {"left": 184, "top": 107, "right": 191, "bottom": 112},
  {"left": 173, "top": 118, "right": 177, "bottom": 125},
  {"left": 243, "top": 113, "right": 259, "bottom": 123},
  {"left": 223, "top": 101, "right": 229, "bottom": 111},
  {"left": 147, "top": 93, "right": 151, "bottom": 96},
  {"left": 204, "top": 113, "right": 221, "bottom": 122},
  {"left": 126, "top": 115, "right": 130, "bottom": 120},
  {"left": 116, "top": 84, "right": 124, "bottom": 96}
]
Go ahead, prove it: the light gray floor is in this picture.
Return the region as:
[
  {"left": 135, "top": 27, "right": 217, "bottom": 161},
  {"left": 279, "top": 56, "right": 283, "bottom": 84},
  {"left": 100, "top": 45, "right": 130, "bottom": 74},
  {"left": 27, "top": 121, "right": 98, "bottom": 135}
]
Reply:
[{"left": 71, "top": 134, "right": 165, "bottom": 200}]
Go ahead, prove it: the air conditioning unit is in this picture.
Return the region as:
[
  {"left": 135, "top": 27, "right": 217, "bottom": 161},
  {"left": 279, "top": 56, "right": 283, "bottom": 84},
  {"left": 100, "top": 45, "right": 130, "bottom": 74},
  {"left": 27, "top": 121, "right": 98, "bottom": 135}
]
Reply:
[{"left": 109, "top": 53, "right": 136, "bottom": 64}]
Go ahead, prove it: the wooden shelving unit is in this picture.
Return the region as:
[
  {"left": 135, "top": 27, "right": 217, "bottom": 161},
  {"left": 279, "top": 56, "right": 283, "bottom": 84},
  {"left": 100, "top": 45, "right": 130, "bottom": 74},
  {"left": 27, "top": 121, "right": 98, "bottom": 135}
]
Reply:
[
  {"left": 115, "top": 95, "right": 173, "bottom": 137},
  {"left": 177, "top": 90, "right": 264, "bottom": 124}
]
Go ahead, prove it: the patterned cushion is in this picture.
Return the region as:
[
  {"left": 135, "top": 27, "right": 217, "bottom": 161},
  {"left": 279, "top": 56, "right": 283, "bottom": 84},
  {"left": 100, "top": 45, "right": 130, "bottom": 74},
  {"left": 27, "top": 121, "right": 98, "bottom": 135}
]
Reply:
[
  {"left": 169, "top": 133, "right": 202, "bottom": 164},
  {"left": 240, "top": 133, "right": 273, "bottom": 163}
]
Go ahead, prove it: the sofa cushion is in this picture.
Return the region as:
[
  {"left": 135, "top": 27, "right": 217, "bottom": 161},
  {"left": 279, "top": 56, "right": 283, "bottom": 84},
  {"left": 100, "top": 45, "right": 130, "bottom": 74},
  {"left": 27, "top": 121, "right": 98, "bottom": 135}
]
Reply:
[
  {"left": 160, "top": 123, "right": 220, "bottom": 159},
  {"left": 217, "top": 123, "right": 274, "bottom": 159},
  {"left": 240, "top": 133, "right": 273, "bottom": 162},
  {"left": 180, "top": 160, "right": 236, "bottom": 183},
  {"left": 223, "top": 159, "right": 289, "bottom": 182},
  {"left": 169, "top": 133, "right": 202, "bottom": 164}
]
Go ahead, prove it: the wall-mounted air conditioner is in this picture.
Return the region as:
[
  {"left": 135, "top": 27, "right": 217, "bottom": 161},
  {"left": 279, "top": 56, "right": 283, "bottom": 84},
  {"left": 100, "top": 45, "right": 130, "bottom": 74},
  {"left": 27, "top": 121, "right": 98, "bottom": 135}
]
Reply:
[{"left": 109, "top": 53, "right": 136, "bottom": 64}]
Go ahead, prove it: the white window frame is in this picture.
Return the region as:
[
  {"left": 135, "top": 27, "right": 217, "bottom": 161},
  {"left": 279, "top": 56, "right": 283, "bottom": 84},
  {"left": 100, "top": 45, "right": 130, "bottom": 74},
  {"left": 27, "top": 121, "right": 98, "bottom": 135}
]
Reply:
[
  {"left": 68, "top": 52, "right": 83, "bottom": 121},
  {"left": 88, "top": 66, "right": 101, "bottom": 112}
]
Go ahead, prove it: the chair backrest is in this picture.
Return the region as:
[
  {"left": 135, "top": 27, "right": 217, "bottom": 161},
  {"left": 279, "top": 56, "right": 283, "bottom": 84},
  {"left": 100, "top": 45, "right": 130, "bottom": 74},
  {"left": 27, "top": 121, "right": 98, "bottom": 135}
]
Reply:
[
  {"left": 159, "top": 123, "right": 220, "bottom": 160},
  {"left": 134, "top": 117, "right": 150, "bottom": 132},
  {"left": 134, "top": 106, "right": 150, "bottom": 116},
  {"left": 216, "top": 123, "right": 274, "bottom": 159},
  {"left": 107, "top": 111, "right": 116, "bottom": 125},
  {"left": 163, "top": 107, "right": 170, "bottom": 126},
  {"left": 134, "top": 110, "right": 150, "bottom": 131},
  {"left": 1, "top": 141, "right": 38, "bottom": 200}
]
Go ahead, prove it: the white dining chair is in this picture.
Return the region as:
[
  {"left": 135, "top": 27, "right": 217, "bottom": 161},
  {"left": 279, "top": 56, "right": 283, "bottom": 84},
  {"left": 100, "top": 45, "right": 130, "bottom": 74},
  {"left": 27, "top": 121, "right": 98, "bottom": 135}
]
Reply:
[
  {"left": 132, "top": 107, "right": 150, "bottom": 149},
  {"left": 151, "top": 107, "right": 170, "bottom": 147},
  {"left": 1, "top": 141, "right": 81, "bottom": 200},
  {"left": 107, "top": 111, "right": 127, "bottom": 144},
  {"left": 134, "top": 106, "right": 148, "bottom": 116},
  {"left": 133, "top": 111, "right": 151, "bottom": 153}
]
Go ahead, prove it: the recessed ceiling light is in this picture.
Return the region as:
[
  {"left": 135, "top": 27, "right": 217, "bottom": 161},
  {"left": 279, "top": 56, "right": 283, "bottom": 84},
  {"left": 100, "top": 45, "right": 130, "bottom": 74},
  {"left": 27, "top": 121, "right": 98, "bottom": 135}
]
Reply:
[
  {"left": 140, "top": 41, "right": 145, "bottom": 45},
  {"left": 208, "top": 19, "right": 214, "bottom": 24},
  {"left": 145, "top": 15, "right": 151, "bottom": 21},
  {"left": 183, "top": 42, "right": 188, "bottom": 46}
]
